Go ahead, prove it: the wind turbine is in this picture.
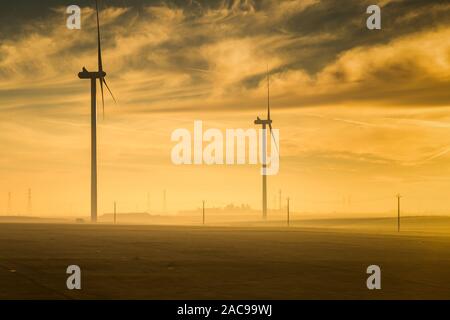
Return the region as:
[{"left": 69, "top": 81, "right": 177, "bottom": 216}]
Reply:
[
  {"left": 254, "top": 67, "right": 278, "bottom": 220},
  {"left": 78, "top": 0, "right": 116, "bottom": 223}
]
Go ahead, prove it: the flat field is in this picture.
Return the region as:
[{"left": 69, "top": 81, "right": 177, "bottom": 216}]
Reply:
[{"left": 0, "top": 217, "right": 450, "bottom": 299}]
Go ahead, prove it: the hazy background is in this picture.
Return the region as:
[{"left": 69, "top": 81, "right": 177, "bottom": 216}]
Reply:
[{"left": 1, "top": 0, "right": 450, "bottom": 217}]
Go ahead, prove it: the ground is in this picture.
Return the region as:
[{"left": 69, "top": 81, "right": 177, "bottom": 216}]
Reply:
[{"left": 1, "top": 217, "right": 450, "bottom": 299}]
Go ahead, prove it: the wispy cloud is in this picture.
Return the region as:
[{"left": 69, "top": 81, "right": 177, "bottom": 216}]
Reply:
[{"left": 1, "top": 0, "right": 450, "bottom": 214}]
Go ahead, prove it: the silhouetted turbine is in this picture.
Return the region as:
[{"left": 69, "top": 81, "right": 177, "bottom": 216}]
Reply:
[
  {"left": 254, "top": 66, "right": 278, "bottom": 220},
  {"left": 78, "top": 0, "right": 116, "bottom": 223}
]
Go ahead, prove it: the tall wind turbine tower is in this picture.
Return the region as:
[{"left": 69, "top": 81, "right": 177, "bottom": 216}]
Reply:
[
  {"left": 254, "top": 67, "right": 278, "bottom": 220},
  {"left": 397, "top": 194, "right": 402, "bottom": 232},
  {"left": 78, "top": 0, "right": 116, "bottom": 223}
]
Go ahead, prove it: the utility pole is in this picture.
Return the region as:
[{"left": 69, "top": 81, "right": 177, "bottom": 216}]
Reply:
[
  {"left": 7, "top": 192, "right": 11, "bottom": 215},
  {"left": 396, "top": 194, "right": 401, "bottom": 232},
  {"left": 279, "top": 189, "right": 282, "bottom": 211},
  {"left": 114, "top": 201, "right": 117, "bottom": 224},
  {"left": 287, "top": 197, "right": 290, "bottom": 227},
  {"left": 163, "top": 190, "right": 167, "bottom": 214},
  {"left": 202, "top": 200, "right": 206, "bottom": 225},
  {"left": 147, "top": 192, "right": 150, "bottom": 213},
  {"left": 27, "top": 188, "right": 32, "bottom": 216}
]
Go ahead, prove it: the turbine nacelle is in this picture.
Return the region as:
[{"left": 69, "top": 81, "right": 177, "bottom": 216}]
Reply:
[
  {"left": 78, "top": 67, "right": 106, "bottom": 79},
  {"left": 254, "top": 117, "right": 272, "bottom": 126}
]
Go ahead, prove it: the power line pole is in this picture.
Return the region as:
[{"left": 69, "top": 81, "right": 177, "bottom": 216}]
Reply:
[
  {"left": 27, "top": 188, "right": 32, "bottom": 216},
  {"left": 114, "top": 201, "right": 117, "bottom": 224},
  {"left": 163, "top": 190, "right": 167, "bottom": 214},
  {"left": 202, "top": 200, "right": 206, "bottom": 225},
  {"left": 396, "top": 194, "right": 401, "bottom": 232},
  {"left": 7, "top": 192, "right": 11, "bottom": 215},
  {"left": 279, "top": 189, "right": 282, "bottom": 211},
  {"left": 287, "top": 197, "right": 290, "bottom": 227}
]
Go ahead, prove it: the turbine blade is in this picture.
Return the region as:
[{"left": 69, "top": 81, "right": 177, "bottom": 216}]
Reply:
[
  {"left": 96, "top": 0, "right": 103, "bottom": 72},
  {"left": 103, "top": 78, "right": 117, "bottom": 104},
  {"left": 99, "top": 78, "right": 105, "bottom": 119},
  {"left": 268, "top": 123, "right": 279, "bottom": 155}
]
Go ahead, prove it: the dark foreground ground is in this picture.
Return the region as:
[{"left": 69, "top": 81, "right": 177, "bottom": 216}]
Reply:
[{"left": 1, "top": 218, "right": 450, "bottom": 299}]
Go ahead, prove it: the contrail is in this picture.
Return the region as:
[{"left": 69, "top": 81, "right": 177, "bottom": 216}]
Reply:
[
  {"left": 418, "top": 145, "right": 450, "bottom": 163},
  {"left": 331, "top": 117, "right": 382, "bottom": 128},
  {"left": 303, "top": 113, "right": 392, "bottom": 128}
]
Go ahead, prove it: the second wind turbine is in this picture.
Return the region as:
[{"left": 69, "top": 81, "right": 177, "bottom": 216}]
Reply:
[
  {"left": 254, "top": 68, "right": 278, "bottom": 220},
  {"left": 78, "top": 0, "right": 116, "bottom": 223}
]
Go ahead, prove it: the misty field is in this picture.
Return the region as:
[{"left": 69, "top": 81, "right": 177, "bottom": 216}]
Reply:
[{"left": 1, "top": 217, "right": 450, "bottom": 299}]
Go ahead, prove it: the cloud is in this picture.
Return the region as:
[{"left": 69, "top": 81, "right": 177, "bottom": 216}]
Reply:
[
  {"left": 1, "top": 0, "right": 450, "bottom": 215},
  {"left": 1, "top": 0, "right": 449, "bottom": 117}
]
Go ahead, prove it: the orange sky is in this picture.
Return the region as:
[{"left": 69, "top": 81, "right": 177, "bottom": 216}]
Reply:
[{"left": 1, "top": 0, "right": 450, "bottom": 217}]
